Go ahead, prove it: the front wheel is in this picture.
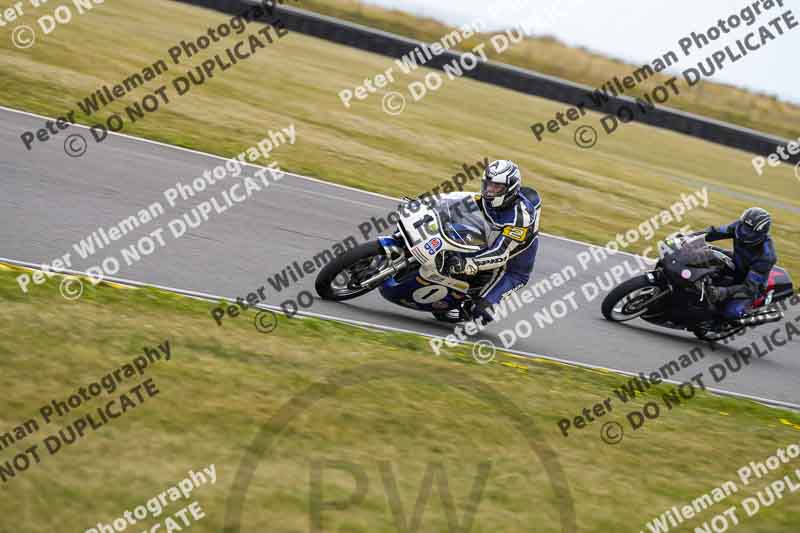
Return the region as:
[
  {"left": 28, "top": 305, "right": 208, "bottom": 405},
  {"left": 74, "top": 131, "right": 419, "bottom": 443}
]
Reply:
[
  {"left": 315, "top": 241, "right": 386, "bottom": 301},
  {"left": 601, "top": 275, "right": 664, "bottom": 322}
]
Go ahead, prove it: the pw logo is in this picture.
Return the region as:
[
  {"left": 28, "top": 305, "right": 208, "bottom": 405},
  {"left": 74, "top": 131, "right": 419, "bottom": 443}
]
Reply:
[{"left": 309, "top": 459, "right": 492, "bottom": 532}]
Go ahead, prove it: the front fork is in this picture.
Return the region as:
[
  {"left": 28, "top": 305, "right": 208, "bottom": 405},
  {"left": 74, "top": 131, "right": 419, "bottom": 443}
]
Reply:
[
  {"left": 641, "top": 270, "right": 673, "bottom": 308},
  {"left": 356, "top": 235, "right": 413, "bottom": 288}
]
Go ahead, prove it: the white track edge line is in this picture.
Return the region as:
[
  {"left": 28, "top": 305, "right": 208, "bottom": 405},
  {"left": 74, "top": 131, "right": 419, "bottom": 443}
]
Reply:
[{"left": 3, "top": 256, "right": 799, "bottom": 413}]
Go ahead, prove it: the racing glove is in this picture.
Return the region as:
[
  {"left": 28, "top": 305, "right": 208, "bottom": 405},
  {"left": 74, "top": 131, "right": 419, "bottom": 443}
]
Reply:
[{"left": 706, "top": 285, "right": 729, "bottom": 304}]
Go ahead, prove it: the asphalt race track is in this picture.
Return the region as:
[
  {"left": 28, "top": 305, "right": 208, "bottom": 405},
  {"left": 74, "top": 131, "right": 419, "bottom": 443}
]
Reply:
[{"left": 2, "top": 106, "right": 799, "bottom": 408}]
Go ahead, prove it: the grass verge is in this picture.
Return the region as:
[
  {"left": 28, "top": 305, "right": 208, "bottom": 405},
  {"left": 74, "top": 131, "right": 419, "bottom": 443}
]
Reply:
[{"left": 1, "top": 264, "right": 800, "bottom": 532}]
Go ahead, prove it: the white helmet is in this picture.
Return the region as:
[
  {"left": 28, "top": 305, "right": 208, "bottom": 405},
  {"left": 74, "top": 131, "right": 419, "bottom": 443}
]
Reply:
[{"left": 482, "top": 160, "right": 521, "bottom": 209}]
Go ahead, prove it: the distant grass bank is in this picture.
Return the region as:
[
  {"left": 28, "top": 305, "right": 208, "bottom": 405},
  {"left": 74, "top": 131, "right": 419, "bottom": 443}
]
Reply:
[{"left": 299, "top": 0, "right": 800, "bottom": 140}]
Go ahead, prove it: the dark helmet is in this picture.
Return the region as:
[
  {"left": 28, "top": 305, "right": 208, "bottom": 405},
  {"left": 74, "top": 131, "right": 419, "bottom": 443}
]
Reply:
[
  {"left": 482, "top": 160, "right": 521, "bottom": 210},
  {"left": 736, "top": 207, "right": 771, "bottom": 246}
]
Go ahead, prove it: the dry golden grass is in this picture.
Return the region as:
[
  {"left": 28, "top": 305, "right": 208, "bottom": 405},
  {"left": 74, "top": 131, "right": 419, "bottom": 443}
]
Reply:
[{"left": 1, "top": 262, "right": 800, "bottom": 531}]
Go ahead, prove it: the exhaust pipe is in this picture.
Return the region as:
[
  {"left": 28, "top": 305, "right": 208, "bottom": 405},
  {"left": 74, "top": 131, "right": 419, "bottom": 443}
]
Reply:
[{"left": 736, "top": 308, "right": 784, "bottom": 327}]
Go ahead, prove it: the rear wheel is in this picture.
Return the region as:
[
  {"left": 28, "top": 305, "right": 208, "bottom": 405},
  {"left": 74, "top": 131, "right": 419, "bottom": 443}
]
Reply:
[
  {"left": 315, "top": 241, "right": 387, "bottom": 301},
  {"left": 602, "top": 275, "right": 664, "bottom": 322}
]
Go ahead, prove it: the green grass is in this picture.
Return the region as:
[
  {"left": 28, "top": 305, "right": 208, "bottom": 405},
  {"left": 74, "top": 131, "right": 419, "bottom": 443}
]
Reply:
[{"left": 2, "top": 262, "right": 800, "bottom": 532}]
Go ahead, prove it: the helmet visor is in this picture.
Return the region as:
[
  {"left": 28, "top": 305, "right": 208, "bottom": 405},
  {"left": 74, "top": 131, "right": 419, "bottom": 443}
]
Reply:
[
  {"left": 483, "top": 181, "right": 507, "bottom": 198},
  {"left": 736, "top": 220, "right": 765, "bottom": 245}
]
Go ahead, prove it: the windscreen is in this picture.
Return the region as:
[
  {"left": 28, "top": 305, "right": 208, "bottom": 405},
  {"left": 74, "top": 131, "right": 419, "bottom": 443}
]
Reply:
[
  {"left": 659, "top": 234, "right": 710, "bottom": 263},
  {"left": 434, "top": 196, "right": 490, "bottom": 248}
]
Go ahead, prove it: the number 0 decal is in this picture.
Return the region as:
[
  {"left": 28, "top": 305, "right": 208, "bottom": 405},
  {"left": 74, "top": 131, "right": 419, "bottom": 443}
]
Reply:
[{"left": 412, "top": 285, "right": 449, "bottom": 304}]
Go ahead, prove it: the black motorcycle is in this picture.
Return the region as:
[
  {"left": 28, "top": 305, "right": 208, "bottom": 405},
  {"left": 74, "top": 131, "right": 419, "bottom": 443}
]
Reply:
[{"left": 601, "top": 234, "right": 794, "bottom": 341}]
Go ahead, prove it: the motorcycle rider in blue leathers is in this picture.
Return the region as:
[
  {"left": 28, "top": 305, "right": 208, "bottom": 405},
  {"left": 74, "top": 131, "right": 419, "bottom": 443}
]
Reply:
[
  {"left": 445, "top": 160, "right": 540, "bottom": 323},
  {"left": 697, "top": 207, "right": 777, "bottom": 322}
]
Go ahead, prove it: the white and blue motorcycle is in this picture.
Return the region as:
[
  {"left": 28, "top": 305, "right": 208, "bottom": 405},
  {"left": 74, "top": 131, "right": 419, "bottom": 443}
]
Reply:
[{"left": 315, "top": 192, "right": 494, "bottom": 322}]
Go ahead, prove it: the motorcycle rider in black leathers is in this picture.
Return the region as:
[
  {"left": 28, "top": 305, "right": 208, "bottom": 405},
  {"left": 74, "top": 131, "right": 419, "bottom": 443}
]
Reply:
[{"left": 696, "top": 207, "right": 776, "bottom": 322}]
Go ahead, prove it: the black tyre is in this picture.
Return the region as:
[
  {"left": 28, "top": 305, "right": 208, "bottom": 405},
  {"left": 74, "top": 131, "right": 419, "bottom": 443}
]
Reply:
[
  {"left": 315, "top": 241, "right": 386, "bottom": 301},
  {"left": 601, "top": 275, "right": 663, "bottom": 322}
]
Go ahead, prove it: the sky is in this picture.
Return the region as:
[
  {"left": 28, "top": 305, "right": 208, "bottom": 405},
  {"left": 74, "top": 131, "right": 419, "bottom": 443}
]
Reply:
[{"left": 361, "top": 0, "right": 800, "bottom": 104}]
